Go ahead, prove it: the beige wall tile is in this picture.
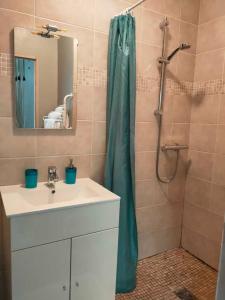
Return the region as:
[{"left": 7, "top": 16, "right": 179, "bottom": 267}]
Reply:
[
  {"left": 168, "top": 174, "right": 186, "bottom": 203},
  {"left": 219, "top": 98, "right": 225, "bottom": 125},
  {"left": 136, "top": 151, "right": 155, "bottom": 180},
  {"left": 181, "top": 0, "right": 200, "bottom": 24},
  {"left": 194, "top": 50, "right": 225, "bottom": 82},
  {"left": 136, "top": 179, "right": 168, "bottom": 208},
  {"left": 189, "top": 124, "right": 217, "bottom": 152},
  {"left": 136, "top": 122, "right": 157, "bottom": 151},
  {"left": 185, "top": 176, "right": 211, "bottom": 210},
  {"left": 0, "top": 157, "right": 35, "bottom": 186},
  {"left": 138, "top": 227, "right": 181, "bottom": 260},
  {"left": 90, "top": 154, "right": 105, "bottom": 184},
  {"left": 93, "top": 87, "right": 106, "bottom": 121},
  {"left": 177, "top": 53, "right": 195, "bottom": 82},
  {"left": 0, "top": 118, "right": 36, "bottom": 158},
  {"left": 136, "top": 91, "right": 158, "bottom": 122},
  {"left": 197, "top": 17, "right": 225, "bottom": 53},
  {"left": 199, "top": 0, "right": 225, "bottom": 24},
  {"left": 0, "top": 76, "right": 13, "bottom": 117},
  {"left": 191, "top": 94, "right": 220, "bottom": 124},
  {"left": 94, "top": 0, "right": 127, "bottom": 33},
  {"left": 141, "top": 9, "right": 164, "bottom": 46},
  {"left": 183, "top": 202, "right": 224, "bottom": 243},
  {"left": 216, "top": 125, "right": 225, "bottom": 155},
  {"left": 137, "top": 202, "right": 182, "bottom": 233},
  {"left": 182, "top": 226, "right": 221, "bottom": 270},
  {"left": 36, "top": 121, "right": 92, "bottom": 156},
  {"left": 180, "top": 22, "right": 198, "bottom": 55},
  {"left": 0, "top": 0, "right": 34, "bottom": 14},
  {"left": 93, "top": 32, "right": 108, "bottom": 70},
  {"left": 213, "top": 154, "right": 225, "bottom": 186},
  {"left": 77, "top": 86, "right": 93, "bottom": 121},
  {"left": 171, "top": 123, "right": 190, "bottom": 145},
  {"left": 188, "top": 150, "right": 214, "bottom": 181},
  {"left": 36, "top": 0, "right": 94, "bottom": 29},
  {"left": 143, "top": 0, "right": 182, "bottom": 19},
  {"left": 92, "top": 121, "right": 106, "bottom": 154},
  {"left": 210, "top": 184, "right": 225, "bottom": 217},
  {"left": 0, "top": 8, "right": 34, "bottom": 53},
  {"left": 172, "top": 94, "right": 192, "bottom": 123},
  {"left": 137, "top": 43, "right": 161, "bottom": 78}
]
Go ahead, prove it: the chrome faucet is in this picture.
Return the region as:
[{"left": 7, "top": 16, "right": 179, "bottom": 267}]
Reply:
[{"left": 47, "top": 166, "right": 58, "bottom": 193}]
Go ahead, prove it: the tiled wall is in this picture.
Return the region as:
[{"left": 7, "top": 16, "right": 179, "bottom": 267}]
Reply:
[
  {"left": 182, "top": 0, "right": 225, "bottom": 270},
  {"left": 0, "top": 0, "right": 198, "bottom": 293}
]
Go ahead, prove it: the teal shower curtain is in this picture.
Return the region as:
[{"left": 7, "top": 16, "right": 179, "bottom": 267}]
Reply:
[{"left": 104, "top": 14, "right": 138, "bottom": 293}]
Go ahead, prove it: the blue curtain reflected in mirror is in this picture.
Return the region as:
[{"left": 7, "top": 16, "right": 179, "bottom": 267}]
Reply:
[{"left": 15, "top": 57, "right": 35, "bottom": 128}]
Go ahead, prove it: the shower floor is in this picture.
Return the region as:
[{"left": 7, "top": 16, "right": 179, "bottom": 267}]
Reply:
[{"left": 116, "top": 248, "right": 217, "bottom": 300}]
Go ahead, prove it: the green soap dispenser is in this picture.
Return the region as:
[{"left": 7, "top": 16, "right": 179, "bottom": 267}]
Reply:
[{"left": 65, "top": 159, "right": 77, "bottom": 184}]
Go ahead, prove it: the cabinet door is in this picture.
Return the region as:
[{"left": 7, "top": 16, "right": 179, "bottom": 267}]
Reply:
[
  {"left": 71, "top": 228, "right": 118, "bottom": 300},
  {"left": 11, "top": 240, "right": 71, "bottom": 300}
]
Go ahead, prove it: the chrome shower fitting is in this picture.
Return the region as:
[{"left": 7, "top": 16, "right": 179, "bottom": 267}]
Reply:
[
  {"left": 167, "top": 42, "right": 191, "bottom": 61},
  {"left": 158, "top": 42, "right": 191, "bottom": 64},
  {"left": 154, "top": 18, "right": 191, "bottom": 184},
  {"left": 159, "top": 17, "right": 169, "bottom": 30}
]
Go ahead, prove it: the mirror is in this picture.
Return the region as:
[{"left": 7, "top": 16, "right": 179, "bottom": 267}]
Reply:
[{"left": 14, "top": 27, "right": 78, "bottom": 129}]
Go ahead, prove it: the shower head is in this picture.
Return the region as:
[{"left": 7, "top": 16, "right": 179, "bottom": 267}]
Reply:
[
  {"left": 167, "top": 42, "right": 191, "bottom": 61},
  {"left": 179, "top": 43, "right": 191, "bottom": 50}
]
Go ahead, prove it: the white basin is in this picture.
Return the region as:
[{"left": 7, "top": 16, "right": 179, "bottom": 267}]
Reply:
[{"left": 0, "top": 178, "right": 119, "bottom": 216}]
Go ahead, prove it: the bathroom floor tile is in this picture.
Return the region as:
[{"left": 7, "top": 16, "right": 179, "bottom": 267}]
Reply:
[{"left": 116, "top": 248, "right": 217, "bottom": 300}]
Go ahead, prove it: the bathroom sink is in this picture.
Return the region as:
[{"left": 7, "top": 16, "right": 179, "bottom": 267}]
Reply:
[{"left": 0, "top": 178, "right": 119, "bottom": 216}]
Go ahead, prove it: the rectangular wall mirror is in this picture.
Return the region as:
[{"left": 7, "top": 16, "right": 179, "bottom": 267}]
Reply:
[{"left": 14, "top": 27, "right": 78, "bottom": 129}]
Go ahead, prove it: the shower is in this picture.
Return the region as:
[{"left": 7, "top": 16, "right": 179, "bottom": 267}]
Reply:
[
  {"left": 155, "top": 17, "right": 190, "bottom": 183},
  {"left": 167, "top": 43, "right": 191, "bottom": 61}
]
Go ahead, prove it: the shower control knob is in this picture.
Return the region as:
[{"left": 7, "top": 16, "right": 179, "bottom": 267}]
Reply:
[
  {"left": 75, "top": 282, "right": 79, "bottom": 287},
  {"left": 62, "top": 285, "right": 67, "bottom": 291}
]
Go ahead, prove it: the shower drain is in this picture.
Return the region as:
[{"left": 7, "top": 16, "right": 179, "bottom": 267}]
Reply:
[{"left": 174, "top": 287, "right": 198, "bottom": 300}]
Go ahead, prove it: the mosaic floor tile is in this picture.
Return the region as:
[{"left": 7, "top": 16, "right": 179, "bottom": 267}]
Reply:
[{"left": 116, "top": 248, "right": 217, "bottom": 300}]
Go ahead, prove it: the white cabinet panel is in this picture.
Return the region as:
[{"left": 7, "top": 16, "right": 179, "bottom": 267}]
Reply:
[
  {"left": 11, "top": 240, "right": 70, "bottom": 300},
  {"left": 71, "top": 228, "right": 118, "bottom": 300},
  {"left": 11, "top": 201, "right": 120, "bottom": 251}
]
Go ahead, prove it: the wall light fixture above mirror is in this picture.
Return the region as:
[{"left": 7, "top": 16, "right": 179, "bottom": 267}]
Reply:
[{"left": 14, "top": 26, "right": 78, "bottom": 130}]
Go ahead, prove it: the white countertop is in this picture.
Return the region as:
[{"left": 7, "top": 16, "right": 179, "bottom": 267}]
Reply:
[{"left": 0, "top": 178, "right": 120, "bottom": 217}]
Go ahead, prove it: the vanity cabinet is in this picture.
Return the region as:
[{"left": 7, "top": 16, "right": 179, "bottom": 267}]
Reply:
[
  {"left": 71, "top": 229, "right": 118, "bottom": 300},
  {"left": 11, "top": 228, "right": 118, "bottom": 300},
  {"left": 1, "top": 182, "right": 120, "bottom": 300},
  {"left": 12, "top": 240, "right": 71, "bottom": 300}
]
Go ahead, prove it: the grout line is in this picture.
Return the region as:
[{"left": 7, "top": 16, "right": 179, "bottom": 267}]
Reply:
[
  {"left": 182, "top": 224, "right": 222, "bottom": 246},
  {"left": 196, "top": 46, "right": 225, "bottom": 56},
  {"left": 189, "top": 148, "right": 222, "bottom": 155},
  {"left": 0, "top": 7, "right": 34, "bottom": 18},
  {"left": 142, "top": 6, "right": 199, "bottom": 27},
  {"left": 198, "top": 13, "right": 225, "bottom": 27},
  {"left": 184, "top": 200, "right": 224, "bottom": 221},
  {"left": 197, "top": 0, "right": 201, "bottom": 26}
]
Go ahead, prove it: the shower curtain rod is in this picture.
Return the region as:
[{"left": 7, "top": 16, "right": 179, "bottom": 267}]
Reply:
[{"left": 119, "top": 0, "right": 147, "bottom": 15}]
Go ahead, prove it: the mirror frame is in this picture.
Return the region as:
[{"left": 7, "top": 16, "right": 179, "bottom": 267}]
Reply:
[{"left": 14, "top": 27, "right": 78, "bottom": 131}]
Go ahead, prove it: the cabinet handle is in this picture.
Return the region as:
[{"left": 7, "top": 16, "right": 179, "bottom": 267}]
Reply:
[
  {"left": 75, "top": 282, "right": 79, "bottom": 287},
  {"left": 62, "top": 285, "right": 67, "bottom": 291}
]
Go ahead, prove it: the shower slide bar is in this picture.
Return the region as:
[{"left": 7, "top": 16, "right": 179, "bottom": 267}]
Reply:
[{"left": 155, "top": 17, "right": 191, "bottom": 183}]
